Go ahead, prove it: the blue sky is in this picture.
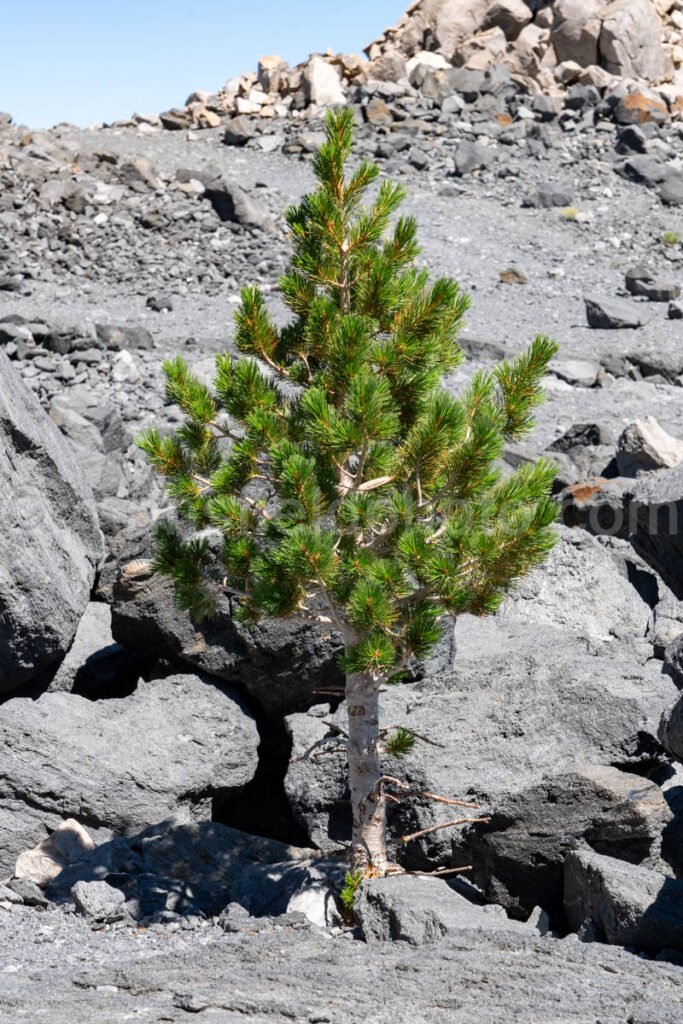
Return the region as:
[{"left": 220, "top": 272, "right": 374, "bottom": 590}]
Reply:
[{"left": 2, "top": 1, "right": 407, "bottom": 129}]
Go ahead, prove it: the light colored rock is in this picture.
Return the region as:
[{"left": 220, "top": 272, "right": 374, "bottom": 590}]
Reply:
[
  {"left": 257, "top": 55, "right": 287, "bottom": 94},
  {"left": 365, "top": 49, "right": 408, "bottom": 82},
  {"left": 14, "top": 819, "right": 95, "bottom": 886},
  {"left": 551, "top": 0, "right": 602, "bottom": 68},
  {"left": 555, "top": 59, "right": 583, "bottom": 84},
  {"left": 600, "top": 0, "right": 667, "bottom": 82},
  {"left": 483, "top": 0, "right": 533, "bottom": 41},
  {"left": 429, "top": 0, "right": 491, "bottom": 60},
  {"left": 617, "top": 416, "right": 683, "bottom": 475},
  {"left": 303, "top": 56, "right": 346, "bottom": 107},
  {"left": 286, "top": 881, "right": 341, "bottom": 928},
  {"left": 577, "top": 64, "right": 621, "bottom": 90},
  {"left": 235, "top": 96, "right": 262, "bottom": 115},
  {"left": 509, "top": 23, "right": 549, "bottom": 75},
  {"left": 405, "top": 50, "right": 451, "bottom": 78},
  {"left": 459, "top": 26, "right": 508, "bottom": 69},
  {"left": 551, "top": 358, "right": 601, "bottom": 388}
]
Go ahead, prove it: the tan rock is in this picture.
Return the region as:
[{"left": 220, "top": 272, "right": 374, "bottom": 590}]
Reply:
[
  {"left": 257, "top": 55, "right": 287, "bottom": 94},
  {"left": 246, "top": 87, "right": 270, "bottom": 106},
  {"left": 509, "top": 23, "right": 549, "bottom": 76},
  {"left": 554, "top": 59, "right": 583, "bottom": 84},
  {"left": 185, "top": 90, "right": 211, "bottom": 105},
  {"left": 235, "top": 96, "right": 262, "bottom": 115},
  {"left": 303, "top": 55, "right": 346, "bottom": 106},
  {"left": 617, "top": 416, "right": 683, "bottom": 474},
  {"left": 551, "top": 0, "right": 602, "bottom": 68},
  {"left": 483, "top": 0, "right": 533, "bottom": 41},
  {"left": 600, "top": 0, "right": 666, "bottom": 82},
  {"left": 615, "top": 92, "right": 669, "bottom": 123},
  {"left": 196, "top": 108, "right": 221, "bottom": 129},
  {"left": 364, "top": 97, "right": 394, "bottom": 125},
  {"left": 429, "top": 0, "right": 491, "bottom": 60},
  {"left": 365, "top": 49, "right": 408, "bottom": 82},
  {"left": 406, "top": 50, "right": 451, "bottom": 77},
  {"left": 328, "top": 53, "right": 366, "bottom": 80},
  {"left": 576, "top": 64, "right": 621, "bottom": 90},
  {"left": 535, "top": 6, "right": 554, "bottom": 30},
  {"left": 14, "top": 819, "right": 95, "bottom": 887},
  {"left": 456, "top": 26, "right": 507, "bottom": 70}
]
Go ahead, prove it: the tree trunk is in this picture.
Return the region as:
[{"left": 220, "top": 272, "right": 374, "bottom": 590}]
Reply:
[{"left": 345, "top": 668, "right": 387, "bottom": 876}]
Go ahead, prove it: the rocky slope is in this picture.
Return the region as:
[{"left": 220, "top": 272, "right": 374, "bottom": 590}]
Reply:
[{"left": 2, "top": 2, "right": 683, "bottom": 1018}]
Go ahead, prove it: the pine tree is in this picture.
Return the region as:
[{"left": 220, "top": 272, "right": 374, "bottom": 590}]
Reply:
[{"left": 139, "top": 109, "right": 558, "bottom": 878}]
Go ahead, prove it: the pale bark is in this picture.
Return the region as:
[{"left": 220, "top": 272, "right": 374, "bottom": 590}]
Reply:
[{"left": 345, "top": 668, "right": 387, "bottom": 876}]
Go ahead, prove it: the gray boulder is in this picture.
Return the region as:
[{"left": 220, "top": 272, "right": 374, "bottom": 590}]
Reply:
[
  {"left": 463, "top": 764, "right": 671, "bottom": 918},
  {"left": 584, "top": 295, "right": 650, "bottom": 329},
  {"left": 356, "top": 876, "right": 529, "bottom": 946},
  {"left": 71, "top": 880, "right": 127, "bottom": 923},
  {"left": 203, "top": 178, "right": 270, "bottom": 228},
  {"left": 564, "top": 848, "right": 683, "bottom": 953},
  {"left": 47, "top": 602, "right": 117, "bottom": 693},
  {"left": 0, "top": 673, "right": 258, "bottom": 876},
  {"left": 111, "top": 560, "right": 343, "bottom": 721},
  {"left": 523, "top": 183, "right": 574, "bottom": 209},
  {"left": 94, "top": 323, "right": 154, "bottom": 350},
  {"left": 660, "top": 173, "right": 683, "bottom": 207},
  {"left": 500, "top": 525, "right": 651, "bottom": 641},
  {"left": 0, "top": 351, "right": 103, "bottom": 691},
  {"left": 659, "top": 692, "right": 683, "bottom": 763},
  {"left": 452, "top": 140, "right": 497, "bottom": 176},
  {"left": 627, "top": 462, "right": 683, "bottom": 599},
  {"left": 223, "top": 115, "right": 256, "bottom": 146}
]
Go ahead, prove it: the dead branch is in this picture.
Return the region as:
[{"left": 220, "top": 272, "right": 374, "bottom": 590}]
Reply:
[
  {"left": 386, "top": 865, "right": 473, "bottom": 878},
  {"left": 400, "top": 816, "right": 490, "bottom": 844},
  {"left": 380, "top": 775, "right": 481, "bottom": 809}
]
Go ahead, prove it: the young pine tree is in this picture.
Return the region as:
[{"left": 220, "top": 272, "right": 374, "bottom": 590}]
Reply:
[{"left": 139, "top": 109, "right": 558, "bottom": 878}]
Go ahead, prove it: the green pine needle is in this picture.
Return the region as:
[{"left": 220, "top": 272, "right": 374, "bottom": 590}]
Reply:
[{"left": 384, "top": 727, "right": 416, "bottom": 758}]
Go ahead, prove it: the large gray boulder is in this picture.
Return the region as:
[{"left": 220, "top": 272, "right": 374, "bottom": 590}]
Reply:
[
  {"left": 564, "top": 848, "right": 683, "bottom": 953},
  {"left": 626, "top": 462, "right": 683, "bottom": 600},
  {"left": 356, "top": 875, "right": 529, "bottom": 946},
  {"left": 501, "top": 525, "right": 651, "bottom": 641},
  {"left": 285, "top": 614, "right": 676, "bottom": 918},
  {"left": 0, "top": 673, "right": 258, "bottom": 877},
  {"left": 659, "top": 691, "right": 683, "bottom": 764},
  {"left": 0, "top": 351, "right": 103, "bottom": 690},
  {"left": 599, "top": 0, "right": 666, "bottom": 83},
  {"left": 111, "top": 560, "right": 344, "bottom": 721}
]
